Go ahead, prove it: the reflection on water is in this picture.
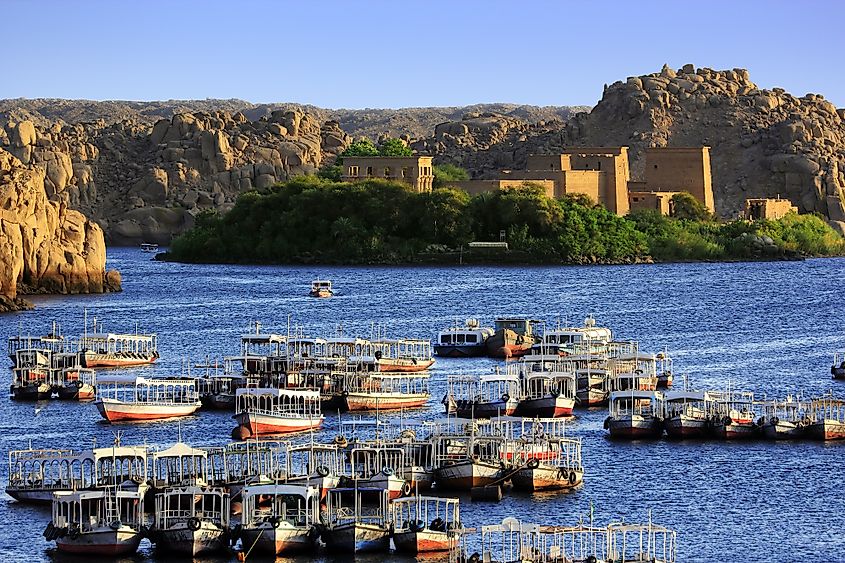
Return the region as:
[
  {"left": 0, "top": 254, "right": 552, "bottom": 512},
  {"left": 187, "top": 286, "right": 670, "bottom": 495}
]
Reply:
[{"left": 3, "top": 249, "right": 845, "bottom": 560}]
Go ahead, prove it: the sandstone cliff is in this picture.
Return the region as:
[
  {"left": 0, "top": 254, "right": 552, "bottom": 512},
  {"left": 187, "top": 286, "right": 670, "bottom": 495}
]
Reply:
[
  {"left": 0, "top": 144, "right": 120, "bottom": 312},
  {"left": 414, "top": 65, "right": 845, "bottom": 223}
]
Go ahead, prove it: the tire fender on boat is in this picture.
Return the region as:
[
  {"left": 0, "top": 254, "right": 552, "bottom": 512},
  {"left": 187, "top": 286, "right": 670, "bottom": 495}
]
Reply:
[
  {"left": 569, "top": 471, "right": 578, "bottom": 485},
  {"left": 526, "top": 458, "right": 540, "bottom": 469},
  {"left": 402, "top": 482, "right": 412, "bottom": 496},
  {"left": 316, "top": 465, "right": 330, "bottom": 477},
  {"left": 269, "top": 516, "right": 281, "bottom": 529},
  {"left": 188, "top": 517, "right": 201, "bottom": 531},
  {"left": 109, "top": 520, "right": 122, "bottom": 531},
  {"left": 603, "top": 417, "right": 611, "bottom": 430}
]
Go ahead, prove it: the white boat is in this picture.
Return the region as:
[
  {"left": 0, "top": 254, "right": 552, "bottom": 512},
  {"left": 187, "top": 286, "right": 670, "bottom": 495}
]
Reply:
[
  {"left": 284, "top": 443, "right": 343, "bottom": 500},
  {"left": 511, "top": 433, "right": 584, "bottom": 492},
  {"left": 309, "top": 279, "right": 333, "bottom": 298},
  {"left": 239, "top": 484, "right": 321, "bottom": 555},
  {"left": 232, "top": 388, "right": 324, "bottom": 439},
  {"left": 140, "top": 242, "right": 159, "bottom": 253},
  {"left": 532, "top": 316, "right": 613, "bottom": 356},
  {"left": 152, "top": 486, "right": 229, "bottom": 556},
  {"left": 95, "top": 377, "right": 201, "bottom": 422},
  {"left": 444, "top": 372, "right": 520, "bottom": 418},
  {"left": 78, "top": 319, "right": 159, "bottom": 368},
  {"left": 43, "top": 488, "right": 145, "bottom": 556},
  {"left": 56, "top": 364, "right": 97, "bottom": 400},
  {"left": 7, "top": 321, "right": 66, "bottom": 365},
  {"left": 321, "top": 487, "right": 391, "bottom": 553},
  {"left": 391, "top": 496, "right": 460, "bottom": 554},
  {"left": 706, "top": 390, "right": 759, "bottom": 439},
  {"left": 760, "top": 395, "right": 807, "bottom": 439},
  {"left": 515, "top": 361, "right": 577, "bottom": 418},
  {"left": 347, "top": 445, "right": 410, "bottom": 499},
  {"left": 151, "top": 441, "right": 210, "bottom": 490},
  {"left": 433, "top": 318, "right": 494, "bottom": 357},
  {"left": 432, "top": 434, "right": 510, "bottom": 490},
  {"left": 344, "top": 372, "right": 431, "bottom": 411},
  {"left": 605, "top": 390, "right": 664, "bottom": 439},
  {"left": 806, "top": 395, "right": 845, "bottom": 440},
  {"left": 662, "top": 390, "right": 708, "bottom": 439}
]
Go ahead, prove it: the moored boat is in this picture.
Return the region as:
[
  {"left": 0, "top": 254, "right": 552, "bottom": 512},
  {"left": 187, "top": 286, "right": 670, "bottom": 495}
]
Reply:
[
  {"left": 432, "top": 433, "right": 510, "bottom": 490},
  {"left": 232, "top": 387, "right": 324, "bottom": 439},
  {"left": 95, "top": 377, "right": 201, "bottom": 422},
  {"left": 760, "top": 395, "right": 807, "bottom": 439},
  {"left": 434, "top": 318, "right": 494, "bottom": 357},
  {"left": 706, "top": 391, "right": 759, "bottom": 439},
  {"left": 44, "top": 488, "right": 145, "bottom": 556},
  {"left": 515, "top": 365, "right": 576, "bottom": 418},
  {"left": 344, "top": 372, "right": 430, "bottom": 411},
  {"left": 238, "top": 484, "right": 321, "bottom": 555},
  {"left": 370, "top": 338, "right": 435, "bottom": 372},
  {"left": 806, "top": 395, "right": 845, "bottom": 440},
  {"left": 321, "top": 487, "right": 391, "bottom": 553},
  {"left": 78, "top": 320, "right": 158, "bottom": 368},
  {"left": 485, "top": 317, "right": 539, "bottom": 358},
  {"left": 662, "top": 390, "right": 708, "bottom": 439},
  {"left": 605, "top": 390, "right": 664, "bottom": 439},
  {"left": 56, "top": 365, "right": 97, "bottom": 400},
  {"left": 151, "top": 485, "right": 229, "bottom": 556},
  {"left": 832, "top": 352, "right": 845, "bottom": 380},
  {"left": 531, "top": 316, "right": 612, "bottom": 356},
  {"left": 7, "top": 322, "right": 66, "bottom": 366},
  {"left": 511, "top": 434, "right": 584, "bottom": 492},
  {"left": 391, "top": 496, "right": 460, "bottom": 554}
]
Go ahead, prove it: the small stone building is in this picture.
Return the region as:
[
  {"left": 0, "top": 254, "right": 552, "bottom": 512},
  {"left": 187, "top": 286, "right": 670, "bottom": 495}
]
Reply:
[
  {"left": 628, "top": 191, "right": 681, "bottom": 215},
  {"left": 744, "top": 197, "right": 797, "bottom": 220},
  {"left": 341, "top": 156, "right": 434, "bottom": 192},
  {"left": 628, "top": 147, "right": 715, "bottom": 214}
]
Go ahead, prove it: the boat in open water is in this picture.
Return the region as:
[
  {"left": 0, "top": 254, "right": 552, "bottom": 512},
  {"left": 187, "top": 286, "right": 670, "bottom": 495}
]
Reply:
[
  {"left": 309, "top": 279, "right": 333, "bottom": 298},
  {"left": 760, "top": 395, "right": 807, "bottom": 439},
  {"left": 662, "top": 389, "right": 708, "bottom": 439}
]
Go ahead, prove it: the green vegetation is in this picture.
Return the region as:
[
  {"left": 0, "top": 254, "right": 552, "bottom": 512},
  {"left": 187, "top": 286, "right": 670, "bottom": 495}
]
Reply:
[
  {"left": 336, "top": 137, "right": 412, "bottom": 164},
  {"left": 167, "top": 177, "right": 845, "bottom": 265},
  {"left": 433, "top": 164, "right": 470, "bottom": 188}
]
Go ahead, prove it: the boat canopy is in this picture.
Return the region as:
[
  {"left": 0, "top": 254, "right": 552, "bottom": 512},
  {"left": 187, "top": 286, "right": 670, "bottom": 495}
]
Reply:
[
  {"left": 663, "top": 390, "right": 705, "bottom": 402},
  {"left": 242, "top": 483, "right": 319, "bottom": 499},
  {"left": 153, "top": 441, "right": 208, "bottom": 461},
  {"left": 235, "top": 387, "right": 321, "bottom": 400}
]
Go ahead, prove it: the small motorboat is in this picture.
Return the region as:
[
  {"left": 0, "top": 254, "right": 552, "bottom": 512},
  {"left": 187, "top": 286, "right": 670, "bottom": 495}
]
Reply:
[
  {"left": 391, "top": 496, "right": 460, "bottom": 554},
  {"left": 151, "top": 486, "right": 229, "bottom": 556},
  {"left": 433, "top": 319, "right": 494, "bottom": 357},
  {"left": 309, "top": 279, "right": 333, "bottom": 298}
]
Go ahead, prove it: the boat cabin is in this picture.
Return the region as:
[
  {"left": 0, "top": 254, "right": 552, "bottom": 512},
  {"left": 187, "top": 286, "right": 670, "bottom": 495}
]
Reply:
[
  {"left": 152, "top": 442, "right": 209, "bottom": 488},
  {"left": 493, "top": 318, "right": 538, "bottom": 337},
  {"left": 607, "top": 521, "right": 677, "bottom": 563},
  {"left": 51, "top": 488, "right": 145, "bottom": 535},
  {"left": 140, "top": 242, "right": 159, "bottom": 252}
]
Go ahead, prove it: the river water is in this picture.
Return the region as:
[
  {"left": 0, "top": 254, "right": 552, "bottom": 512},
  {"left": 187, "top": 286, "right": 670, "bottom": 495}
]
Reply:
[{"left": 2, "top": 248, "right": 844, "bottom": 562}]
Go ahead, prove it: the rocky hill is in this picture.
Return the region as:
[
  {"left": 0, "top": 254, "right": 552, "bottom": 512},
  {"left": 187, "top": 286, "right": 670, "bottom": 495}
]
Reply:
[
  {"left": 0, "top": 99, "right": 586, "bottom": 141},
  {"left": 0, "top": 141, "right": 120, "bottom": 311},
  {"left": 413, "top": 65, "right": 845, "bottom": 224}
]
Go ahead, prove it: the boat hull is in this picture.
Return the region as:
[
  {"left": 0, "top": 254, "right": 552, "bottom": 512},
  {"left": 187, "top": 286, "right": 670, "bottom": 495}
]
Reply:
[
  {"left": 375, "top": 359, "right": 434, "bottom": 373},
  {"left": 57, "top": 384, "right": 96, "bottom": 401},
  {"left": 322, "top": 522, "right": 390, "bottom": 553},
  {"left": 664, "top": 415, "right": 708, "bottom": 439},
  {"left": 516, "top": 396, "right": 575, "bottom": 418},
  {"left": 433, "top": 344, "right": 486, "bottom": 358},
  {"left": 233, "top": 411, "right": 323, "bottom": 437},
  {"left": 82, "top": 351, "right": 157, "bottom": 368},
  {"left": 241, "top": 525, "right": 317, "bottom": 555},
  {"left": 485, "top": 329, "right": 535, "bottom": 358},
  {"left": 511, "top": 466, "right": 583, "bottom": 492},
  {"left": 96, "top": 398, "right": 200, "bottom": 422},
  {"left": 607, "top": 416, "right": 663, "bottom": 439},
  {"left": 710, "top": 421, "right": 759, "bottom": 440},
  {"left": 762, "top": 420, "right": 804, "bottom": 439},
  {"left": 393, "top": 529, "right": 455, "bottom": 553},
  {"left": 11, "top": 383, "right": 51, "bottom": 401},
  {"left": 808, "top": 420, "right": 845, "bottom": 440},
  {"left": 55, "top": 528, "right": 142, "bottom": 556},
  {"left": 156, "top": 523, "right": 227, "bottom": 556},
  {"left": 434, "top": 460, "right": 503, "bottom": 490},
  {"left": 344, "top": 392, "right": 429, "bottom": 412}
]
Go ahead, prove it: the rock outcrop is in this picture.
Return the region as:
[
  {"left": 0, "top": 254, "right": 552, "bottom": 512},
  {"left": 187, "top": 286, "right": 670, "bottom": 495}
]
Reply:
[
  {"left": 1, "top": 110, "right": 353, "bottom": 244},
  {"left": 0, "top": 146, "right": 120, "bottom": 311}
]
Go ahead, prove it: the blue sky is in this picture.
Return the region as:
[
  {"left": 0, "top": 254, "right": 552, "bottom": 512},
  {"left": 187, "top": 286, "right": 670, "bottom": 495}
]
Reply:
[{"left": 5, "top": 0, "right": 844, "bottom": 108}]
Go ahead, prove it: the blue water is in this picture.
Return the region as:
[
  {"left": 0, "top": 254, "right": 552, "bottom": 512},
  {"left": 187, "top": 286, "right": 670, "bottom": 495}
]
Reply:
[{"left": 2, "top": 248, "right": 845, "bottom": 562}]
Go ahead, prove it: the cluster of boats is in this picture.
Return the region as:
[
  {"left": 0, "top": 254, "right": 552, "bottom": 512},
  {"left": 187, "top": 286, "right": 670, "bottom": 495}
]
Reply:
[
  {"left": 11, "top": 412, "right": 594, "bottom": 557},
  {"left": 8, "top": 320, "right": 158, "bottom": 401},
  {"left": 604, "top": 389, "right": 845, "bottom": 441},
  {"left": 443, "top": 319, "right": 673, "bottom": 418}
]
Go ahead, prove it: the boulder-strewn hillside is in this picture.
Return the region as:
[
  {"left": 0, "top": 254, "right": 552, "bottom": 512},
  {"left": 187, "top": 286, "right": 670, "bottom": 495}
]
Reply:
[
  {"left": 0, "top": 99, "right": 587, "bottom": 141},
  {"left": 415, "top": 65, "right": 845, "bottom": 223},
  {"left": 0, "top": 141, "right": 120, "bottom": 311},
  {"left": 0, "top": 109, "right": 353, "bottom": 244}
]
